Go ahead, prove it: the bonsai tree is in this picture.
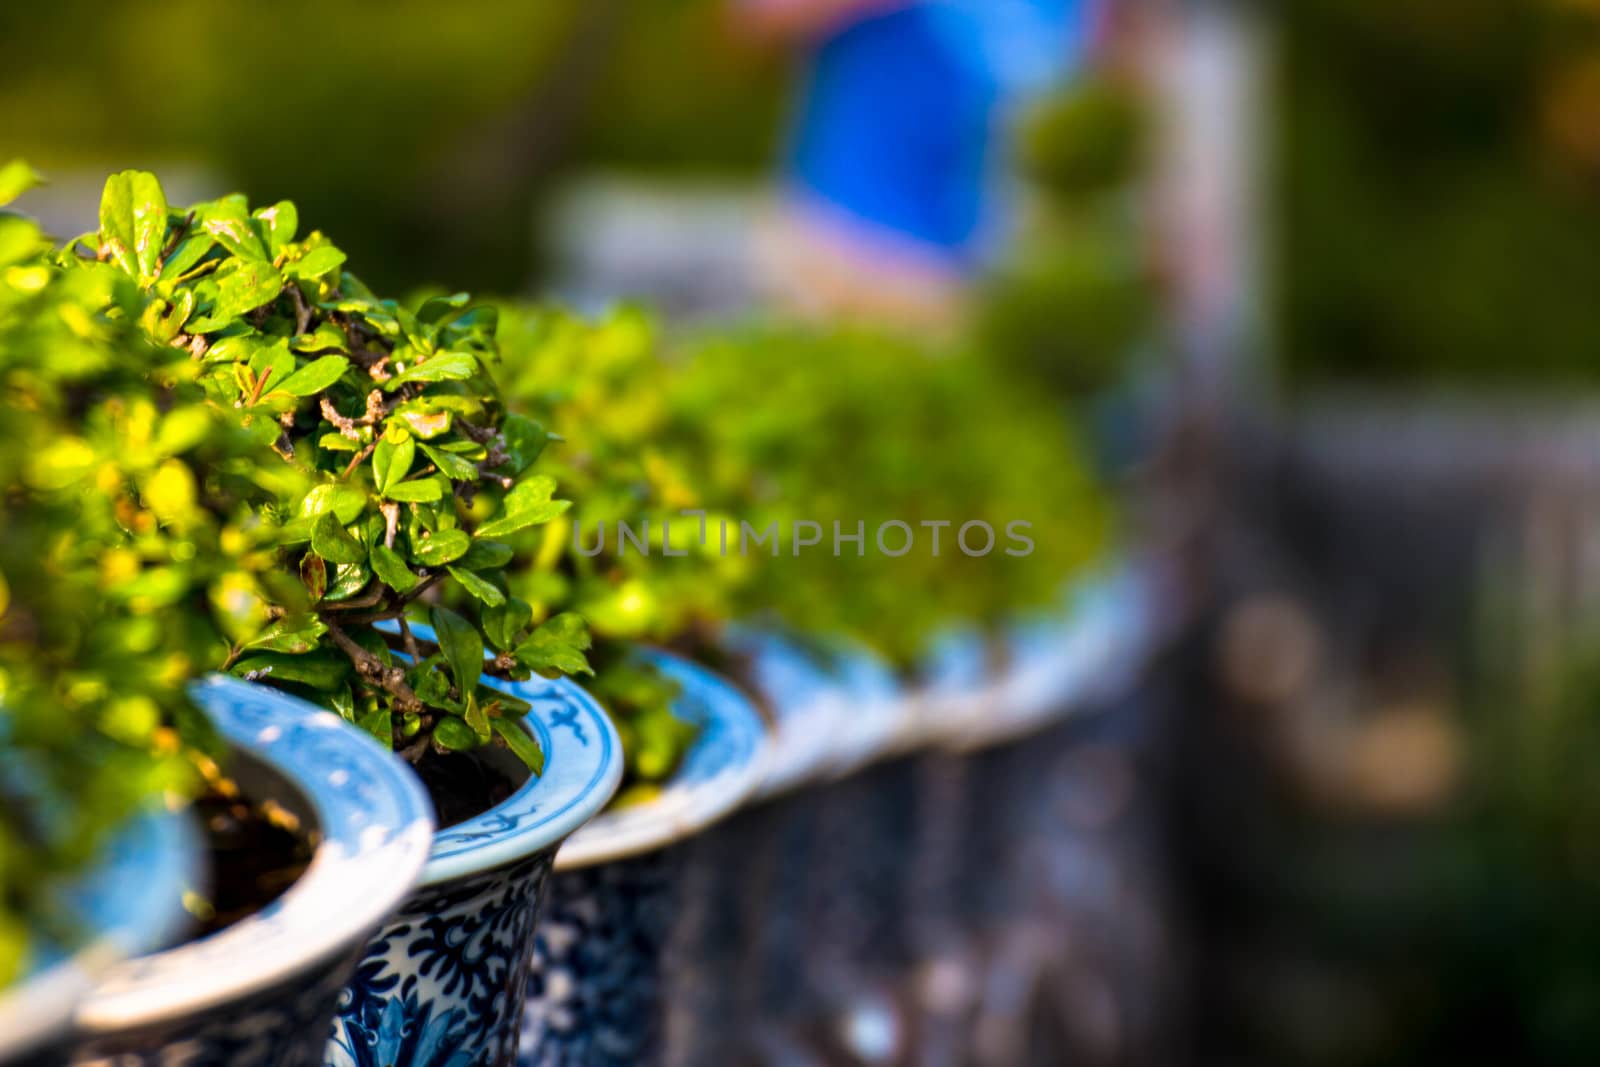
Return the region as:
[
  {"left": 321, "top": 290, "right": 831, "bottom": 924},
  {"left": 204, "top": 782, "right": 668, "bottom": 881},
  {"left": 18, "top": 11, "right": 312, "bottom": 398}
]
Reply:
[
  {"left": 491, "top": 302, "right": 1112, "bottom": 793},
  {"left": 60, "top": 170, "right": 593, "bottom": 778}
]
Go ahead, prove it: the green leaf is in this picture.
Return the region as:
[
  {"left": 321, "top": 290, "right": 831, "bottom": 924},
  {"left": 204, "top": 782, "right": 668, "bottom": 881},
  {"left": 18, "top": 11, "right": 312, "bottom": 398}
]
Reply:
[
  {"left": 412, "top": 528, "right": 469, "bottom": 566},
  {"left": 311, "top": 511, "right": 367, "bottom": 565},
  {"left": 231, "top": 650, "right": 351, "bottom": 689},
  {"left": 430, "top": 605, "right": 483, "bottom": 698},
  {"left": 253, "top": 201, "right": 298, "bottom": 255},
  {"left": 299, "top": 482, "right": 368, "bottom": 525},
  {"left": 98, "top": 170, "right": 167, "bottom": 284},
  {"left": 369, "top": 544, "right": 420, "bottom": 594},
  {"left": 483, "top": 598, "right": 533, "bottom": 652},
  {"left": 199, "top": 196, "right": 269, "bottom": 260},
  {"left": 432, "top": 717, "right": 479, "bottom": 751},
  {"left": 501, "top": 414, "right": 549, "bottom": 474},
  {"left": 449, "top": 566, "right": 505, "bottom": 607},
  {"left": 158, "top": 234, "right": 214, "bottom": 281},
  {"left": 457, "top": 540, "right": 513, "bottom": 570},
  {"left": 381, "top": 351, "right": 479, "bottom": 391},
  {"left": 356, "top": 708, "right": 392, "bottom": 748},
  {"left": 419, "top": 442, "right": 478, "bottom": 481},
  {"left": 243, "top": 613, "right": 327, "bottom": 654},
  {"left": 385, "top": 478, "right": 443, "bottom": 503},
  {"left": 492, "top": 718, "right": 544, "bottom": 775},
  {"left": 373, "top": 435, "right": 415, "bottom": 493},
  {"left": 514, "top": 613, "right": 593, "bottom": 677},
  {"left": 287, "top": 245, "right": 346, "bottom": 280},
  {"left": 476, "top": 475, "right": 570, "bottom": 539},
  {"left": 323, "top": 561, "right": 372, "bottom": 602},
  {"left": 192, "top": 258, "right": 283, "bottom": 329},
  {"left": 0, "top": 160, "right": 42, "bottom": 207},
  {"left": 273, "top": 355, "right": 349, "bottom": 397}
]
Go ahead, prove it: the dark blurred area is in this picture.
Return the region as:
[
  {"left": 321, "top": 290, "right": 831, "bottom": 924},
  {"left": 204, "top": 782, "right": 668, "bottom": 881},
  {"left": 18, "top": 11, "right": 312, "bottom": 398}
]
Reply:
[{"left": 12, "top": 0, "right": 1600, "bottom": 1063}]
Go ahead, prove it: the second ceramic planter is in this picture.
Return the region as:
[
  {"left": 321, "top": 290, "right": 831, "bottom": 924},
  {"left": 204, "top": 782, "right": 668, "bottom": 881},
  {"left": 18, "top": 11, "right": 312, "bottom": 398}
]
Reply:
[
  {"left": 517, "top": 648, "right": 767, "bottom": 1067},
  {"left": 326, "top": 668, "right": 622, "bottom": 1067}
]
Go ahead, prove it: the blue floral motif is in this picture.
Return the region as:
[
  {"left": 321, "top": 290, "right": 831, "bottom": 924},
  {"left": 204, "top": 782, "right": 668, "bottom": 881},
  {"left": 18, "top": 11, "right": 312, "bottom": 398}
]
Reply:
[
  {"left": 548, "top": 706, "right": 587, "bottom": 746},
  {"left": 327, "top": 853, "right": 553, "bottom": 1067}
]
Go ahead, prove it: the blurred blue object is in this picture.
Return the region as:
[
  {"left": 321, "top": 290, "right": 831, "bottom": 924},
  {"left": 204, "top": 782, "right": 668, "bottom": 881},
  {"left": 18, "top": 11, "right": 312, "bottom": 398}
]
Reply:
[{"left": 787, "top": 0, "right": 1094, "bottom": 268}]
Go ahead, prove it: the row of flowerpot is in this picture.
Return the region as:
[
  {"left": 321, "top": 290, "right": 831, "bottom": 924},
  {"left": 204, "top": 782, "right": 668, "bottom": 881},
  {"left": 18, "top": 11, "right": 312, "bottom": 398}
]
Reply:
[{"left": 0, "top": 562, "right": 1149, "bottom": 1067}]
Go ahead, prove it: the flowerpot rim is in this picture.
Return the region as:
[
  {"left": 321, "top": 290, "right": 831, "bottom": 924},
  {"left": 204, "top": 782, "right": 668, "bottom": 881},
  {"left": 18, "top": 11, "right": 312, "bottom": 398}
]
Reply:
[
  {"left": 421, "top": 671, "right": 623, "bottom": 887},
  {"left": 548, "top": 646, "right": 769, "bottom": 870},
  {"left": 0, "top": 807, "right": 199, "bottom": 1060},
  {"left": 728, "top": 626, "right": 860, "bottom": 799},
  {"left": 928, "top": 561, "right": 1152, "bottom": 753},
  {"left": 77, "top": 675, "right": 435, "bottom": 1031}
]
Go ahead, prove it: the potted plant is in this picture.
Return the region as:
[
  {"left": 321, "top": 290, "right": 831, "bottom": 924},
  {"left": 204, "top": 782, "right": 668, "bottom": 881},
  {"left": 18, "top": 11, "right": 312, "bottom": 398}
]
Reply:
[
  {"left": 481, "top": 306, "right": 769, "bottom": 1064},
  {"left": 0, "top": 166, "right": 437, "bottom": 1066},
  {"left": 33, "top": 170, "right": 626, "bottom": 1065}
]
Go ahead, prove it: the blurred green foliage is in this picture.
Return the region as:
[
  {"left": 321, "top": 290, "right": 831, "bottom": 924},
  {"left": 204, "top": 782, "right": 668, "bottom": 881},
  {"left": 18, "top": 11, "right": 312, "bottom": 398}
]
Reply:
[
  {"left": 977, "top": 75, "right": 1155, "bottom": 398},
  {"left": 1280, "top": 0, "right": 1600, "bottom": 387},
  {"left": 0, "top": 0, "right": 787, "bottom": 292},
  {"left": 0, "top": 163, "right": 208, "bottom": 986}
]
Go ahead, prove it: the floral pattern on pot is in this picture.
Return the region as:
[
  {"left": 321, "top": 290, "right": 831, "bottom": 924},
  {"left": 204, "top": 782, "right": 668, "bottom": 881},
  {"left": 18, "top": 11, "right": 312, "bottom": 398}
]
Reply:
[
  {"left": 326, "top": 669, "right": 622, "bottom": 1067},
  {"left": 517, "top": 651, "right": 766, "bottom": 1065},
  {"left": 71, "top": 676, "right": 435, "bottom": 1067},
  {"left": 519, "top": 849, "right": 680, "bottom": 1067}
]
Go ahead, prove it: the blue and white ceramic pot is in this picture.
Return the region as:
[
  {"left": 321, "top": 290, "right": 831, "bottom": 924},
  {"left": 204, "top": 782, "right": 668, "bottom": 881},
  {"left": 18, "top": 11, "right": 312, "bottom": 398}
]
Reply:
[
  {"left": 69, "top": 675, "right": 435, "bottom": 1066},
  {"left": 326, "top": 669, "right": 623, "bottom": 1067},
  {"left": 518, "top": 648, "right": 766, "bottom": 1067},
  {"left": 0, "top": 808, "right": 199, "bottom": 1066}
]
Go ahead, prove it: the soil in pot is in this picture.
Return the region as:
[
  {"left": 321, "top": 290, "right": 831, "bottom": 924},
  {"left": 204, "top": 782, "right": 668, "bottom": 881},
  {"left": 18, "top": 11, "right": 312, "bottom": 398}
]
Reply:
[
  {"left": 190, "top": 751, "right": 317, "bottom": 938},
  {"left": 410, "top": 747, "right": 528, "bottom": 830}
]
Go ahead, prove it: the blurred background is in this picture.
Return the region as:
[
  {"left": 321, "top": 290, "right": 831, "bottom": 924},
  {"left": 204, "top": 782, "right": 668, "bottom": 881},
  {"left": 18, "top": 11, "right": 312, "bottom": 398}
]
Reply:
[{"left": 11, "top": 0, "right": 1600, "bottom": 1063}]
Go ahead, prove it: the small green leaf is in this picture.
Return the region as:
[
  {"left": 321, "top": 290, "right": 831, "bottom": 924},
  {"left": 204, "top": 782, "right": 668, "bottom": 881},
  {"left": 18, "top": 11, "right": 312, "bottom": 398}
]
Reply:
[
  {"left": 385, "top": 478, "right": 444, "bottom": 503},
  {"left": 476, "top": 475, "right": 570, "bottom": 539},
  {"left": 433, "top": 717, "right": 479, "bottom": 751},
  {"left": 199, "top": 196, "right": 269, "bottom": 260},
  {"left": 514, "top": 612, "right": 593, "bottom": 677},
  {"left": 381, "top": 351, "right": 479, "bottom": 391},
  {"left": 158, "top": 234, "right": 214, "bottom": 281},
  {"left": 430, "top": 605, "right": 483, "bottom": 698},
  {"left": 300, "top": 482, "right": 368, "bottom": 525},
  {"left": 192, "top": 258, "right": 283, "bottom": 329},
  {"left": 500, "top": 414, "right": 549, "bottom": 474},
  {"left": 356, "top": 708, "right": 392, "bottom": 748},
  {"left": 492, "top": 718, "right": 544, "bottom": 774},
  {"left": 419, "top": 442, "right": 478, "bottom": 481},
  {"left": 243, "top": 613, "right": 328, "bottom": 654},
  {"left": 99, "top": 170, "right": 167, "bottom": 284},
  {"left": 373, "top": 435, "right": 415, "bottom": 493},
  {"left": 449, "top": 566, "right": 505, "bottom": 606},
  {"left": 323, "top": 561, "right": 372, "bottom": 602},
  {"left": 483, "top": 598, "right": 533, "bottom": 651},
  {"left": 0, "top": 160, "right": 42, "bottom": 207},
  {"left": 458, "top": 540, "right": 513, "bottom": 570},
  {"left": 231, "top": 650, "right": 351, "bottom": 689},
  {"left": 369, "top": 544, "right": 420, "bottom": 594},
  {"left": 412, "top": 528, "right": 469, "bottom": 566},
  {"left": 311, "top": 511, "right": 367, "bottom": 565},
  {"left": 287, "top": 245, "right": 346, "bottom": 280},
  {"left": 253, "top": 201, "right": 298, "bottom": 255},
  {"left": 273, "top": 355, "right": 349, "bottom": 397}
]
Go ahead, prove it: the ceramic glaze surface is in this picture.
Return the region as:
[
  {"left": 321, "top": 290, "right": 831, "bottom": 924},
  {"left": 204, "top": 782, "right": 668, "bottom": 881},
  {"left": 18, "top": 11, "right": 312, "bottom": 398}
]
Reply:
[
  {"left": 72, "top": 676, "right": 435, "bottom": 1067},
  {"left": 326, "top": 665, "right": 622, "bottom": 1067},
  {"left": 519, "top": 850, "right": 680, "bottom": 1067},
  {"left": 517, "top": 651, "right": 767, "bottom": 1065},
  {"left": 329, "top": 852, "right": 553, "bottom": 1067}
]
